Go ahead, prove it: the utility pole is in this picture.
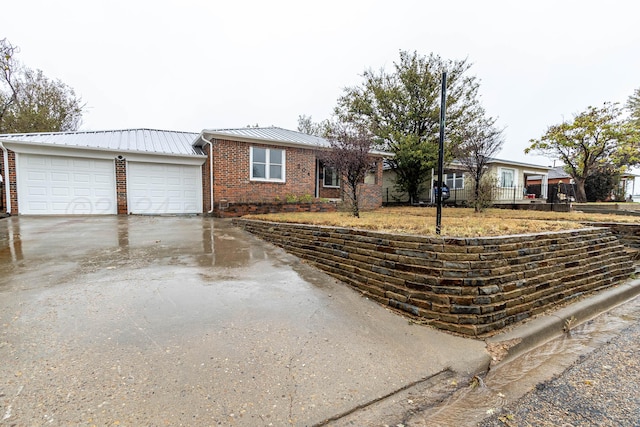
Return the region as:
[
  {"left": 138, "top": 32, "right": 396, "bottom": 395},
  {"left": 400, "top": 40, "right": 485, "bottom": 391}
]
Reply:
[{"left": 436, "top": 72, "right": 447, "bottom": 235}]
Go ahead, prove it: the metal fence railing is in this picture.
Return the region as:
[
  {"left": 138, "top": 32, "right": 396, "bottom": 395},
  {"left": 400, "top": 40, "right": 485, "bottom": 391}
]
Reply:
[{"left": 384, "top": 183, "right": 577, "bottom": 206}]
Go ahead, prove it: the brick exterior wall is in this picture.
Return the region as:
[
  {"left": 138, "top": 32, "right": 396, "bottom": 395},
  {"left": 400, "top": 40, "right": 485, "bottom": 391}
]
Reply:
[
  {"left": 115, "top": 158, "right": 128, "bottom": 214},
  {"left": 202, "top": 143, "right": 212, "bottom": 213},
  {"left": 207, "top": 139, "right": 384, "bottom": 217},
  {"left": 318, "top": 185, "right": 341, "bottom": 199},
  {"left": 0, "top": 148, "right": 4, "bottom": 212},
  {"left": 233, "top": 219, "right": 634, "bottom": 337},
  {"left": 211, "top": 139, "right": 317, "bottom": 206},
  {"left": 1, "top": 149, "right": 18, "bottom": 214}
]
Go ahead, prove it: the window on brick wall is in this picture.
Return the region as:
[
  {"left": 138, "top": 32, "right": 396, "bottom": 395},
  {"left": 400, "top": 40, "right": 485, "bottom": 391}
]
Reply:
[
  {"left": 323, "top": 166, "right": 340, "bottom": 188},
  {"left": 250, "top": 146, "right": 285, "bottom": 182}
]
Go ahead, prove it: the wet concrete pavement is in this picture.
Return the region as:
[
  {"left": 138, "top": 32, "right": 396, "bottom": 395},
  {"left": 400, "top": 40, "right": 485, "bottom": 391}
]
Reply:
[
  {"left": 0, "top": 216, "right": 489, "bottom": 426},
  {"left": 478, "top": 296, "right": 640, "bottom": 427}
]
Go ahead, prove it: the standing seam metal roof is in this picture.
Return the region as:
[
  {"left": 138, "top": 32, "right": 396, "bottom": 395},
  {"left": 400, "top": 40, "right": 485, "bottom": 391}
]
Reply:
[
  {"left": 202, "top": 127, "right": 331, "bottom": 148},
  {"left": 0, "top": 128, "right": 205, "bottom": 156},
  {"left": 201, "top": 126, "right": 390, "bottom": 156}
]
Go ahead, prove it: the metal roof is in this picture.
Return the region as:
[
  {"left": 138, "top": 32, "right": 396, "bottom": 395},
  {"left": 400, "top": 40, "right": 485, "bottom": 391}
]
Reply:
[
  {"left": 0, "top": 128, "right": 206, "bottom": 156},
  {"left": 200, "top": 126, "right": 390, "bottom": 157},
  {"left": 485, "top": 157, "right": 551, "bottom": 170},
  {"left": 201, "top": 127, "right": 331, "bottom": 148},
  {"left": 548, "top": 166, "right": 571, "bottom": 180}
]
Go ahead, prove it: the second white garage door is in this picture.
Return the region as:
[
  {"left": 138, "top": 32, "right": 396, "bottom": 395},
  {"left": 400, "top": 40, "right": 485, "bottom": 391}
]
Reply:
[{"left": 127, "top": 162, "right": 202, "bottom": 214}]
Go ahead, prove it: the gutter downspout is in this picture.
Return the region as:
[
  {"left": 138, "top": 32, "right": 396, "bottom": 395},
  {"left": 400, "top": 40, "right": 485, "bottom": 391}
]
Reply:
[
  {"left": 200, "top": 134, "right": 214, "bottom": 214},
  {"left": 0, "top": 142, "right": 10, "bottom": 214}
]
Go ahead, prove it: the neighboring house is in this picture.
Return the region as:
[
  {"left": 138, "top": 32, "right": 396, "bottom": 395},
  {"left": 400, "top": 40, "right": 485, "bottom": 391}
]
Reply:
[
  {"left": 0, "top": 127, "right": 384, "bottom": 216},
  {"left": 529, "top": 166, "right": 639, "bottom": 201},
  {"left": 528, "top": 166, "right": 572, "bottom": 186},
  {"left": 383, "top": 157, "right": 550, "bottom": 205}
]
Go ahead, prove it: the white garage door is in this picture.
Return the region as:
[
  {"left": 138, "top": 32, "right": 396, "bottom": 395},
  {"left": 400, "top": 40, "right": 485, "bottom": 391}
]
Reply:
[
  {"left": 17, "top": 154, "right": 116, "bottom": 215},
  {"left": 127, "top": 162, "right": 202, "bottom": 214}
]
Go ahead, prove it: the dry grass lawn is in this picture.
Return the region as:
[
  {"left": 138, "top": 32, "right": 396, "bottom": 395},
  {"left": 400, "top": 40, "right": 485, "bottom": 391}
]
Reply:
[{"left": 245, "top": 206, "right": 640, "bottom": 237}]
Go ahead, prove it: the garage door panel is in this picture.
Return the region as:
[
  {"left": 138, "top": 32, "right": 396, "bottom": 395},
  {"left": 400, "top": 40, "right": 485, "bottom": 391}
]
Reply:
[
  {"left": 51, "top": 187, "right": 70, "bottom": 196},
  {"left": 29, "top": 186, "right": 47, "bottom": 196},
  {"left": 51, "top": 157, "right": 70, "bottom": 167},
  {"left": 51, "top": 173, "right": 70, "bottom": 183},
  {"left": 127, "top": 162, "right": 202, "bottom": 214},
  {"left": 26, "top": 156, "right": 46, "bottom": 166},
  {"left": 17, "top": 154, "right": 116, "bottom": 215},
  {"left": 95, "top": 174, "right": 112, "bottom": 184}
]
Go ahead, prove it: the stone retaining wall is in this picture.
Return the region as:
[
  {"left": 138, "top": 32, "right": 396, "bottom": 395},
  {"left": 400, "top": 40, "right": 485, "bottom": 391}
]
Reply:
[
  {"left": 586, "top": 223, "right": 640, "bottom": 250},
  {"left": 233, "top": 219, "right": 634, "bottom": 337}
]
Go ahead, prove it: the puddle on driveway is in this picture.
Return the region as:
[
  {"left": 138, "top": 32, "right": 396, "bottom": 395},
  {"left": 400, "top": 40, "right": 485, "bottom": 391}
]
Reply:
[
  {"left": 0, "top": 216, "right": 487, "bottom": 426},
  {"left": 404, "top": 295, "right": 640, "bottom": 426}
]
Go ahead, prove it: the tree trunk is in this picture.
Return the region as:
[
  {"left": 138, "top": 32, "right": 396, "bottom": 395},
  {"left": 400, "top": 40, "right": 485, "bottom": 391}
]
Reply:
[
  {"left": 575, "top": 178, "right": 587, "bottom": 203},
  {"left": 348, "top": 181, "right": 360, "bottom": 218}
]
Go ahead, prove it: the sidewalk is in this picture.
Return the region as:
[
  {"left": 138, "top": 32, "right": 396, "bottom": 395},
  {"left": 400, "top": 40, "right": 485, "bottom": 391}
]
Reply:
[{"left": 327, "top": 278, "right": 640, "bottom": 426}]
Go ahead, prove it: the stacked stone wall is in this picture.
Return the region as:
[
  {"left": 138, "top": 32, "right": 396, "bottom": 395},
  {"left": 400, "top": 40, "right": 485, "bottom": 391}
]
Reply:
[{"left": 233, "top": 219, "right": 634, "bottom": 337}]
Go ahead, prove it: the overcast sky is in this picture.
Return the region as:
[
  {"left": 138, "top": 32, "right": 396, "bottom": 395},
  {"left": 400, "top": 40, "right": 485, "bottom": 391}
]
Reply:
[{"left": 3, "top": 0, "right": 639, "bottom": 167}]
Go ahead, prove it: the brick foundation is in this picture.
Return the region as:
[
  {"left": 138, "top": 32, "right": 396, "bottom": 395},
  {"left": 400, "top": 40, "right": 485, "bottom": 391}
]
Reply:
[{"left": 214, "top": 201, "right": 338, "bottom": 218}]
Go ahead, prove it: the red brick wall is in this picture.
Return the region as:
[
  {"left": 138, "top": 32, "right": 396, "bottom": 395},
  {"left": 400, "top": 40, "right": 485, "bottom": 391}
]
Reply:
[
  {"left": 3, "top": 150, "right": 18, "bottom": 214},
  {"left": 359, "top": 159, "right": 383, "bottom": 210},
  {"left": 211, "top": 139, "right": 317, "bottom": 205},
  {"left": 204, "top": 138, "right": 384, "bottom": 216},
  {"left": 0, "top": 148, "right": 4, "bottom": 212},
  {"left": 115, "top": 158, "right": 128, "bottom": 214},
  {"left": 202, "top": 143, "right": 212, "bottom": 212},
  {"left": 318, "top": 186, "right": 341, "bottom": 199}
]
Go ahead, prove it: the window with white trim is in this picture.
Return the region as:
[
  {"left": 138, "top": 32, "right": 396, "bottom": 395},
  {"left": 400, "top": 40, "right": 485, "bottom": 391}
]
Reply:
[
  {"left": 500, "top": 168, "right": 515, "bottom": 188},
  {"left": 445, "top": 172, "right": 464, "bottom": 189},
  {"left": 250, "top": 146, "right": 285, "bottom": 182},
  {"left": 323, "top": 166, "right": 340, "bottom": 188}
]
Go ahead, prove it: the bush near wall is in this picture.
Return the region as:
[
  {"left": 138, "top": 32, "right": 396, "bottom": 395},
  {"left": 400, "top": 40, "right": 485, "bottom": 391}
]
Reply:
[{"left": 233, "top": 219, "right": 634, "bottom": 337}]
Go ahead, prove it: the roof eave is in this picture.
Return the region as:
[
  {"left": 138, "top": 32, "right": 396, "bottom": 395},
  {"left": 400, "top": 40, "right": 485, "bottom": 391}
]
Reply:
[
  {"left": 199, "top": 129, "right": 327, "bottom": 150},
  {"left": 0, "top": 139, "right": 207, "bottom": 158}
]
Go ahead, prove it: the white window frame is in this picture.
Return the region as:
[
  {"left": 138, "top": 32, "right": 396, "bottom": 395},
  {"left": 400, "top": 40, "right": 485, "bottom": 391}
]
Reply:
[
  {"left": 323, "top": 166, "right": 340, "bottom": 188},
  {"left": 445, "top": 172, "right": 464, "bottom": 189},
  {"left": 250, "top": 146, "right": 286, "bottom": 182},
  {"left": 499, "top": 167, "right": 516, "bottom": 188}
]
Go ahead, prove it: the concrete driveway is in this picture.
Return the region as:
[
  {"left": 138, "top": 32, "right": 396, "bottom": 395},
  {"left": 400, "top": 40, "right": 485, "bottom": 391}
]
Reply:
[{"left": 0, "top": 216, "right": 488, "bottom": 426}]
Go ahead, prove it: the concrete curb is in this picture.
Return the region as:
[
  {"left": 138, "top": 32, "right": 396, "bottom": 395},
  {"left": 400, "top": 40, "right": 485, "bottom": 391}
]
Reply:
[{"left": 485, "top": 277, "right": 640, "bottom": 364}]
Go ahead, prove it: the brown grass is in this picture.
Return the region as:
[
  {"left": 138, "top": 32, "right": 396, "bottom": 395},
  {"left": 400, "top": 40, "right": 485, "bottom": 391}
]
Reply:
[{"left": 244, "top": 206, "right": 640, "bottom": 237}]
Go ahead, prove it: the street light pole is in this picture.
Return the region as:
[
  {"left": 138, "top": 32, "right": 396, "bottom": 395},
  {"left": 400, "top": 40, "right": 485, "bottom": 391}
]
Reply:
[{"left": 436, "top": 72, "right": 447, "bottom": 235}]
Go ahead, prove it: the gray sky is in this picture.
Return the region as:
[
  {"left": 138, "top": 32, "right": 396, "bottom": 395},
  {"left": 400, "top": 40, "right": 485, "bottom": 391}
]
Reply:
[{"left": 3, "top": 0, "right": 639, "bottom": 167}]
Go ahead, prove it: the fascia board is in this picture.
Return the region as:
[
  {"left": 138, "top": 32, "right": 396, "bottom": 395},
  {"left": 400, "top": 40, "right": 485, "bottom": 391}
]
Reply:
[{"left": 1, "top": 140, "right": 207, "bottom": 165}]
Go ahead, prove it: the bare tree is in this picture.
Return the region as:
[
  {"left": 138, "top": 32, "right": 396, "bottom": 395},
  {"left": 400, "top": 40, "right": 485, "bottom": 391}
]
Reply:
[
  {"left": 297, "top": 114, "right": 330, "bottom": 137},
  {"left": 322, "top": 121, "right": 376, "bottom": 217},
  {"left": 0, "top": 38, "right": 84, "bottom": 133},
  {"left": 452, "top": 116, "right": 504, "bottom": 212},
  {"left": 0, "top": 38, "right": 20, "bottom": 127}
]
